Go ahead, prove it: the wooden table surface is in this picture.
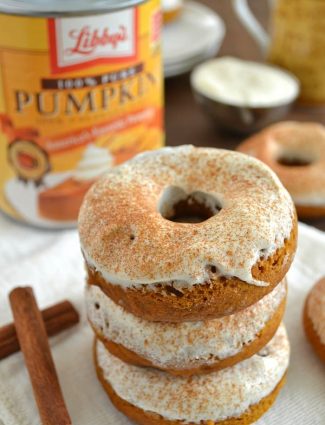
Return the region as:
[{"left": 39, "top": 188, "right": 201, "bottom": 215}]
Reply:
[{"left": 165, "top": 0, "right": 325, "bottom": 231}]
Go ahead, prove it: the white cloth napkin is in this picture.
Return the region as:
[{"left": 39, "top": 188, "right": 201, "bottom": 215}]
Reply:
[{"left": 0, "top": 213, "right": 324, "bottom": 425}]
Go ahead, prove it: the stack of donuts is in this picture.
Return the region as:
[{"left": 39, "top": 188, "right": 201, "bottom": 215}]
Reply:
[{"left": 79, "top": 145, "right": 298, "bottom": 425}]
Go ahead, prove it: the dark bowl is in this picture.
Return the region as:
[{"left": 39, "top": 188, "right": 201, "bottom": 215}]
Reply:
[{"left": 192, "top": 90, "right": 298, "bottom": 135}]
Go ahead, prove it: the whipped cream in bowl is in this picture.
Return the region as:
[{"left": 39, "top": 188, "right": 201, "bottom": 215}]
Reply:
[
  {"left": 191, "top": 56, "right": 300, "bottom": 134},
  {"left": 73, "top": 144, "right": 114, "bottom": 182}
]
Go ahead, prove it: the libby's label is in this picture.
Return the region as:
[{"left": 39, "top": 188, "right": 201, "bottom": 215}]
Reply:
[
  {"left": 0, "top": 0, "right": 164, "bottom": 228},
  {"left": 49, "top": 10, "right": 137, "bottom": 72}
]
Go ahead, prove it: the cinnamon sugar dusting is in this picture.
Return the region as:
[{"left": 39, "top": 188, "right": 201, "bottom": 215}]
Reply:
[
  {"left": 96, "top": 324, "right": 289, "bottom": 422},
  {"left": 87, "top": 279, "right": 286, "bottom": 367},
  {"left": 79, "top": 146, "right": 295, "bottom": 287},
  {"left": 307, "top": 278, "right": 325, "bottom": 344}
]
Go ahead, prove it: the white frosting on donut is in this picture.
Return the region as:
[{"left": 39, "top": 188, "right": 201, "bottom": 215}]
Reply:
[
  {"left": 79, "top": 146, "right": 295, "bottom": 288},
  {"left": 96, "top": 323, "right": 289, "bottom": 423},
  {"left": 87, "top": 280, "right": 286, "bottom": 368},
  {"left": 307, "top": 278, "right": 325, "bottom": 345}
]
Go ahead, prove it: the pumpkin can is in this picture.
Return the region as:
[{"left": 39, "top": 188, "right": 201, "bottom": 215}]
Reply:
[{"left": 0, "top": 0, "right": 164, "bottom": 227}]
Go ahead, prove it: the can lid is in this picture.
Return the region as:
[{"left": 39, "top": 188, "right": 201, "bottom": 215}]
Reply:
[{"left": 0, "top": 0, "right": 145, "bottom": 16}]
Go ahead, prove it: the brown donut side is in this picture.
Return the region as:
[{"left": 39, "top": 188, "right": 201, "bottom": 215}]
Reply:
[
  {"left": 90, "top": 295, "right": 286, "bottom": 376},
  {"left": 94, "top": 342, "right": 287, "bottom": 425},
  {"left": 86, "top": 220, "right": 297, "bottom": 322},
  {"left": 303, "top": 295, "right": 325, "bottom": 363},
  {"left": 295, "top": 205, "right": 325, "bottom": 219}
]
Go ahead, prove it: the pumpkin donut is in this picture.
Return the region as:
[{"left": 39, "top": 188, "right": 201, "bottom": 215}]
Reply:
[
  {"left": 238, "top": 121, "right": 325, "bottom": 219},
  {"left": 87, "top": 279, "right": 286, "bottom": 375},
  {"left": 303, "top": 277, "right": 325, "bottom": 363},
  {"left": 94, "top": 323, "right": 290, "bottom": 425},
  {"left": 79, "top": 146, "right": 297, "bottom": 322}
]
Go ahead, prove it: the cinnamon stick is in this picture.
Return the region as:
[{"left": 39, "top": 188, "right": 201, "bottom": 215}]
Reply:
[
  {"left": 10, "top": 287, "right": 72, "bottom": 425},
  {"left": 0, "top": 300, "right": 79, "bottom": 360}
]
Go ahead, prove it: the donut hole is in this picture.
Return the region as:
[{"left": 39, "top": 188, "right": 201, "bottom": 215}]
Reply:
[
  {"left": 277, "top": 152, "right": 315, "bottom": 167},
  {"left": 158, "top": 186, "right": 222, "bottom": 223}
]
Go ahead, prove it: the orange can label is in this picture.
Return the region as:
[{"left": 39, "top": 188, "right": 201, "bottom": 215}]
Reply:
[{"left": 0, "top": 0, "right": 164, "bottom": 227}]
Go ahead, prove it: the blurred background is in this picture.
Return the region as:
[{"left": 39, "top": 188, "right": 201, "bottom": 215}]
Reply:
[{"left": 165, "top": 0, "right": 325, "bottom": 149}]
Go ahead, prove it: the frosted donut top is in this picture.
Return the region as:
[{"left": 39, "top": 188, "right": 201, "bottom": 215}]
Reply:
[
  {"left": 307, "top": 278, "right": 325, "bottom": 345},
  {"left": 96, "top": 323, "right": 289, "bottom": 423},
  {"left": 79, "top": 146, "right": 295, "bottom": 287},
  {"left": 239, "top": 122, "right": 325, "bottom": 206},
  {"left": 87, "top": 279, "right": 286, "bottom": 368}
]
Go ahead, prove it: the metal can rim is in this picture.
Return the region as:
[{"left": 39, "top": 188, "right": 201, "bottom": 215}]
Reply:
[{"left": 0, "top": 0, "right": 147, "bottom": 17}]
